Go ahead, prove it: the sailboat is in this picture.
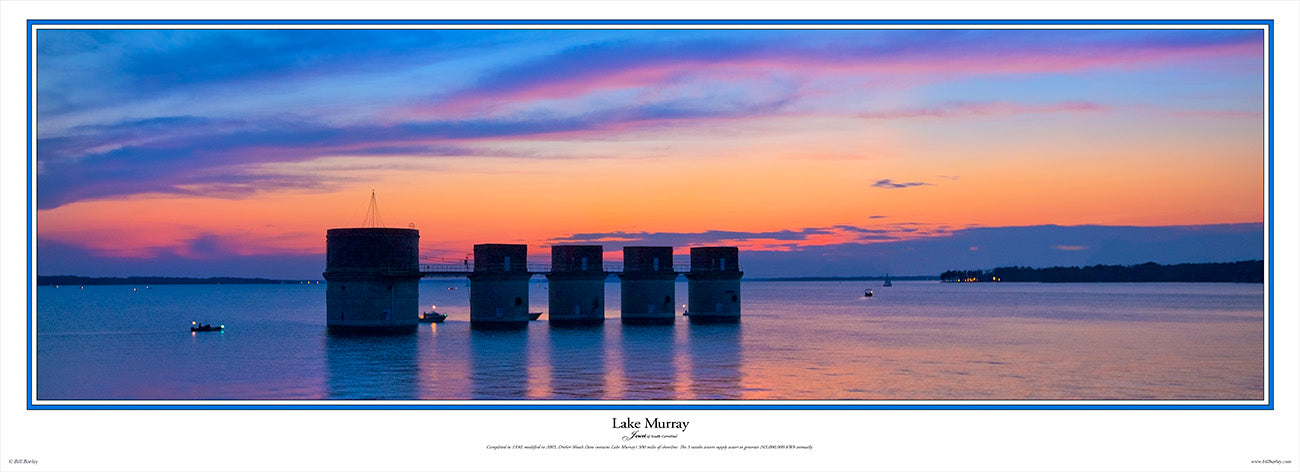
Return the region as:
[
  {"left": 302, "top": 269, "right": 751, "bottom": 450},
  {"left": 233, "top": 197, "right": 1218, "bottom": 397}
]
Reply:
[{"left": 883, "top": 274, "right": 893, "bottom": 287}]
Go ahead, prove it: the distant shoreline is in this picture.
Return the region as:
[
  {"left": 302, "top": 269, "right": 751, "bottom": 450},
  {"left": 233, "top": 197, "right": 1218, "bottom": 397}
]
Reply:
[
  {"left": 747, "top": 276, "right": 939, "bottom": 282},
  {"left": 940, "top": 260, "right": 1264, "bottom": 283},
  {"left": 36, "top": 275, "right": 317, "bottom": 286},
  {"left": 38, "top": 275, "right": 939, "bottom": 285},
  {"left": 38, "top": 261, "right": 1265, "bottom": 286}
]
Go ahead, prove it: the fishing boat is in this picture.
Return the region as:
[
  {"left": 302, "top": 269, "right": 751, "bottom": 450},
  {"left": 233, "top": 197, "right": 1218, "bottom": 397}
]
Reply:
[{"left": 190, "top": 321, "right": 224, "bottom": 332}]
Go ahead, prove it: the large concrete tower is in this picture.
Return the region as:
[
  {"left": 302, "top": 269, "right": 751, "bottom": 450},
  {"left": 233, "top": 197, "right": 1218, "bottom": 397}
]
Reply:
[
  {"left": 546, "top": 245, "right": 606, "bottom": 326},
  {"left": 469, "top": 244, "right": 531, "bottom": 329},
  {"left": 324, "top": 228, "right": 421, "bottom": 334},
  {"left": 618, "top": 246, "right": 678, "bottom": 325},
  {"left": 684, "top": 246, "right": 743, "bottom": 323}
]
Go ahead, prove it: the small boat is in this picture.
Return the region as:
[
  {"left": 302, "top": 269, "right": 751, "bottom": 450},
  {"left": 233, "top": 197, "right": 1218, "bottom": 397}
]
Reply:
[
  {"left": 419, "top": 305, "right": 447, "bottom": 323},
  {"left": 864, "top": 289, "right": 873, "bottom": 297},
  {"left": 529, "top": 312, "right": 543, "bottom": 321},
  {"left": 190, "top": 321, "right": 224, "bottom": 332},
  {"left": 883, "top": 274, "right": 893, "bottom": 287}
]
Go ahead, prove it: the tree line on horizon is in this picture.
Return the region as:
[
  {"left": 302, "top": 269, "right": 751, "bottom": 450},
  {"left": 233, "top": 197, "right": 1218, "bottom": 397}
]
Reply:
[
  {"left": 37, "top": 275, "right": 312, "bottom": 286},
  {"left": 939, "top": 260, "right": 1264, "bottom": 283}
]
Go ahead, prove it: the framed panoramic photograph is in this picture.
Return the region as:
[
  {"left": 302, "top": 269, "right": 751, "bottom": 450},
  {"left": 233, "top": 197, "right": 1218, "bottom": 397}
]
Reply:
[{"left": 3, "top": 1, "right": 1296, "bottom": 471}]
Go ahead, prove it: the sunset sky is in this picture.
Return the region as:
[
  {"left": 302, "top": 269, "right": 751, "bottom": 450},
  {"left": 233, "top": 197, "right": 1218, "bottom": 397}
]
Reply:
[{"left": 34, "top": 27, "right": 1267, "bottom": 278}]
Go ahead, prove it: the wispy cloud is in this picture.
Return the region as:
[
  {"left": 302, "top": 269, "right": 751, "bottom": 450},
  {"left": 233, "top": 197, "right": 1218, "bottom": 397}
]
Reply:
[
  {"left": 547, "top": 223, "right": 951, "bottom": 251},
  {"left": 37, "top": 98, "right": 795, "bottom": 208},
  {"left": 552, "top": 228, "right": 833, "bottom": 246},
  {"left": 832, "top": 225, "right": 891, "bottom": 234},
  {"left": 423, "top": 29, "right": 1259, "bottom": 116},
  {"left": 1053, "top": 245, "right": 1089, "bottom": 251},
  {"left": 1168, "top": 109, "right": 1263, "bottom": 119},
  {"left": 872, "top": 179, "right": 931, "bottom": 189},
  {"left": 36, "top": 238, "right": 324, "bottom": 279},
  {"left": 861, "top": 100, "right": 1104, "bottom": 120}
]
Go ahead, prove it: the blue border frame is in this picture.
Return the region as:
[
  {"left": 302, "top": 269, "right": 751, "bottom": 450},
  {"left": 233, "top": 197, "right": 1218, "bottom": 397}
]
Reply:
[
  {"left": 1267, "top": 21, "right": 1275, "bottom": 412},
  {"left": 23, "top": 404, "right": 1273, "bottom": 410},
  {"left": 25, "top": 19, "right": 1276, "bottom": 410},
  {"left": 26, "top": 19, "right": 33, "bottom": 410},
  {"left": 23, "top": 19, "right": 1275, "bottom": 25}
]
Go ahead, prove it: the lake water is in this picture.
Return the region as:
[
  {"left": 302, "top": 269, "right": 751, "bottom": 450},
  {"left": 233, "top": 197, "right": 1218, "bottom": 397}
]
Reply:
[{"left": 34, "top": 280, "right": 1265, "bottom": 401}]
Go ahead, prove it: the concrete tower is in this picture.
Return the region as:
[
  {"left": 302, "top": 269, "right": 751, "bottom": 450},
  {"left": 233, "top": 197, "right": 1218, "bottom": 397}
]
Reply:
[
  {"left": 324, "top": 228, "right": 421, "bottom": 334},
  {"left": 618, "top": 246, "right": 678, "bottom": 325},
  {"left": 546, "top": 245, "right": 606, "bottom": 326},
  {"left": 684, "top": 246, "right": 743, "bottom": 323},
  {"left": 469, "top": 244, "right": 530, "bottom": 329}
]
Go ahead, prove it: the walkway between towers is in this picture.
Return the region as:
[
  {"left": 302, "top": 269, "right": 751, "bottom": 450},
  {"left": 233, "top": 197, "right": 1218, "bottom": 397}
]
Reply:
[{"left": 418, "top": 261, "right": 697, "bottom": 278}]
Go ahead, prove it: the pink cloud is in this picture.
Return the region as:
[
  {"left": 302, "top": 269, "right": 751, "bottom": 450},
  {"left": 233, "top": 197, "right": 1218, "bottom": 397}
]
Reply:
[
  {"left": 1168, "top": 109, "right": 1263, "bottom": 119},
  {"left": 861, "top": 100, "right": 1105, "bottom": 120},
  {"left": 406, "top": 38, "right": 1258, "bottom": 121},
  {"left": 417, "top": 64, "right": 688, "bottom": 118},
  {"left": 1053, "top": 245, "right": 1089, "bottom": 251}
]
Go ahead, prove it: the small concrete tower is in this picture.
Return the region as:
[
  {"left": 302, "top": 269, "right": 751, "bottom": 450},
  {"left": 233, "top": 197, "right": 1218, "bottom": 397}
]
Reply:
[
  {"left": 684, "top": 246, "right": 743, "bottom": 323},
  {"left": 324, "top": 228, "right": 421, "bottom": 334},
  {"left": 546, "top": 245, "right": 606, "bottom": 326},
  {"left": 618, "top": 246, "right": 678, "bottom": 325},
  {"left": 469, "top": 244, "right": 530, "bottom": 329}
]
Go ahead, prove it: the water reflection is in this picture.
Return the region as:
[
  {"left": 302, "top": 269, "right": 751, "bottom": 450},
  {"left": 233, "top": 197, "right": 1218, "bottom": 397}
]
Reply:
[
  {"left": 687, "top": 323, "right": 743, "bottom": 399},
  {"left": 620, "top": 324, "right": 679, "bottom": 399},
  {"left": 325, "top": 333, "right": 419, "bottom": 399},
  {"left": 35, "top": 282, "right": 1266, "bottom": 401},
  {"left": 547, "top": 325, "right": 606, "bottom": 399},
  {"left": 469, "top": 328, "right": 531, "bottom": 399}
]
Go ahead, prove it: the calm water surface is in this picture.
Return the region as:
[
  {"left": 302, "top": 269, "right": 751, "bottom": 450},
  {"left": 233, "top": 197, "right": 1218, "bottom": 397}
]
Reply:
[{"left": 35, "top": 281, "right": 1265, "bottom": 401}]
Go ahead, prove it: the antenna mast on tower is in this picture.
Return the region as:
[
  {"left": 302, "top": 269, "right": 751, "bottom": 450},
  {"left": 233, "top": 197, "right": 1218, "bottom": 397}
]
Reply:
[{"left": 362, "top": 190, "right": 385, "bottom": 228}]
